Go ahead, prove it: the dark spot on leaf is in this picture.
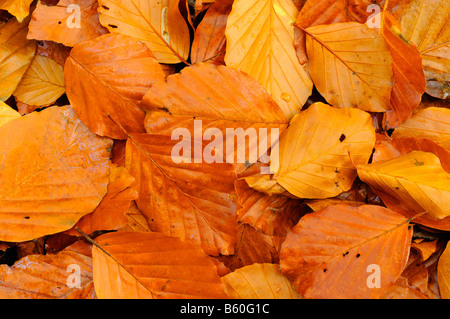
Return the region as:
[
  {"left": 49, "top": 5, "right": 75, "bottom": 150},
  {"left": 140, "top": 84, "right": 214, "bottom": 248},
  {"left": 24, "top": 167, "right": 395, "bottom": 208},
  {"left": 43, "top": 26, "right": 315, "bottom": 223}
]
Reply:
[
  {"left": 339, "top": 134, "right": 346, "bottom": 142},
  {"left": 108, "top": 24, "right": 118, "bottom": 29},
  {"left": 159, "top": 106, "right": 170, "bottom": 113},
  {"left": 24, "top": 216, "right": 30, "bottom": 219},
  {"left": 58, "top": 21, "right": 61, "bottom": 24},
  {"left": 37, "top": 41, "right": 44, "bottom": 46},
  {"left": 323, "top": 268, "right": 327, "bottom": 272},
  {"left": 414, "top": 158, "right": 424, "bottom": 166},
  {"left": 102, "top": 5, "right": 110, "bottom": 9},
  {"left": 356, "top": 253, "right": 360, "bottom": 258}
]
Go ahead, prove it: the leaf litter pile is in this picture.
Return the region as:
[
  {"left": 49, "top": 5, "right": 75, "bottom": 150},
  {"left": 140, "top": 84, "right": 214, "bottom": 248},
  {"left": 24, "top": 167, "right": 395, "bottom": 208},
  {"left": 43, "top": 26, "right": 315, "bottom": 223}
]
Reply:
[{"left": 0, "top": 0, "right": 449, "bottom": 299}]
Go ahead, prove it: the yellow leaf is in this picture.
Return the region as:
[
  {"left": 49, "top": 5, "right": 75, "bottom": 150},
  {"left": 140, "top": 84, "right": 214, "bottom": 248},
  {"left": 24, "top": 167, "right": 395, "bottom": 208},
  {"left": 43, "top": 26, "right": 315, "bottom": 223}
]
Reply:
[
  {"left": 0, "top": 0, "right": 33, "bottom": 22},
  {"left": 221, "top": 263, "right": 301, "bottom": 299},
  {"left": 0, "top": 16, "right": 36, "bottom": 101},
  {"left": 399, "top": 0, "right": 450, "bottom": 99},
  {"left": 0, "top": 101, "right": 20, "bottom": 128},
  {"left": 392, "top": 107, "right": 450, "bottom": 150},
  {"left": 357, "top": 151, "right": 450, "bottom": 219},
  {"left": 97, "top": 0, "right": 191, "bottom": 64},
  {"left": 305, "top": 22, "right": 393, "bottom": 112},
  {"left": 13, "top": 55, "right": 65, "bottom": 107},
  {"left": 224, "top": 0, "right": 313, "bottom": 118},
  {"left": 271, "top": 102, "right": 376, "bottom": 199}
]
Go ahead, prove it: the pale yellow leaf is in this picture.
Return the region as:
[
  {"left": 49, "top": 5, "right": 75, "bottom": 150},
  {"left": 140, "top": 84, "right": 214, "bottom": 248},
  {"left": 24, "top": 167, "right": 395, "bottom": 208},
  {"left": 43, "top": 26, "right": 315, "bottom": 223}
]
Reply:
[
  {"left": 305, "top": 22, "right": 393, "bottom": 112},
  {"left": 0, "top": 101, "right": 20, "bottom": 128},
  {"left": 13, "top": 55, "right": 65, "bottom": 107},
  {"left": 357, "top": 151, "right": 450, "bottom": 219},
  {"left": 224, "top": 0, "right": 313, "bottom": 118}
]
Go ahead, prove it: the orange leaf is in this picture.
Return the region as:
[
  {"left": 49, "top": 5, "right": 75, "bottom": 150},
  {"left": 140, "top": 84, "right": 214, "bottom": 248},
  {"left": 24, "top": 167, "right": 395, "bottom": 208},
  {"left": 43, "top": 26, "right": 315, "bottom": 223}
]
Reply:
[
  {"left": 235, "top": 179, "right": 305, "bottom": 236},
  {"left": 190, "top": 0, "right": 233, "bottom": 65},
  {"left": 0, "top": 106, "right": 112, "bottom": 242},
  {"left": 280, "top": 204, "right": 413, "bottom": 298},
  {"left": 92, "top": 231, "right": 228, "bottom": 299},
  {"left": 382, "top": 12, "right": 426, "bottom": 128},
  {"left": 141, "top": 62, "right": 288, "bottom": 173},
  {"left": 66, "top": 165, "right": 137, "bottom": 236},
  {"left": 0, "top": 251, "right": 95, "bottom": 299},
  {"left": 27, "top": 0, "right": 108, "bottom": 47},
  {"left": 64, "top": 33, "right": 165, "bottom": 139},
  {"left": 125, "top": 133, "right": 237, "bottom": 256},
  {"left": 392, "top": 106, "right": 450, "bottom": 150},
  {"left": 217, "top": 223, "right": 282, "bottom": 271}
]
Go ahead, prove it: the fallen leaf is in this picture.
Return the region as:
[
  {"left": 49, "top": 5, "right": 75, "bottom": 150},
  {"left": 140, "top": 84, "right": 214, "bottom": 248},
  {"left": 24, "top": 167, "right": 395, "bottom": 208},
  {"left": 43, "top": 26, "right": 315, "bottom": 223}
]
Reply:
[
  {"left": 305, "top": 22, "right": 393, "bottom": 112},
  {"left": 0, "top": 105, "right": 112, "bottom": 242},
  {"left": 66, "top": 165, "right": 137, "bottom": 236},
  {"left": 280, "top": 204, "right": 413, "bottom": 298},
  {"left": 0, "top": 251, "right": 95, "bottom": 298},
  {"left": 382, "top": 12, "right": 426, "bottom": 128},
  {"left": 271, "top": 102, "right": 376, "bottom": 198},
  {"left": 235, "top": 179, "right": 305, "bottom": 236},
  {"left": 0, "top": 0, "right": 33, "bottom": 22},
  {"left": 294, "top": 0, "right": 376, "bottom": 65},
  {"left": 141, "top": 62, "right": 288, "bottom": 173},
  {"left": 64, "top": 33, "right": 165, "bottom": 139},
  {"left": 190, "top": 0, "right": 233, "bottom": 65},
  {"left": 221, "top": 263, "right": 301, "bottom": 299},
  {"left": 382, "top": 276, "right": 428, "bottom": 299},
  {"left": 217, "top": 223, "right": 281, "bottom": 271},
  {"left": 399, "top": 0, "right": 450, "bottom": 99},
  {"left": 224, "top": 0, "right": 313, "bottom": 118},
  {"left": 412, "top": 239, "right": 438, "bottom": 261},
  {"left": 92, "top": 231, "right": 228, "bottom": 299},
  {"left": 0, "top": 16, "right": 36, "bottom": 101},
  {"left": 97, "top": 0, "right": 191, "bottom": 64},
  {"left": 118, "top": 201, "right": 151, "bottom": 233},
  {"left": 125, "top": 132, "right": 237, "bottom": 256},
  {"left": 357, "top": 151, "right": 450, "bottom": 219},
  {"left": 13, "top": 55, "right": 65, "bottom": 107},
  {"left": 27, "top": 0, "right": 108, "bottom": 47},
  {"left": 392, "top": 107, "right": 450, "bottom": 150},
  {"left": 0, "top": 101, "right": 21, "bottom": 128}
]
